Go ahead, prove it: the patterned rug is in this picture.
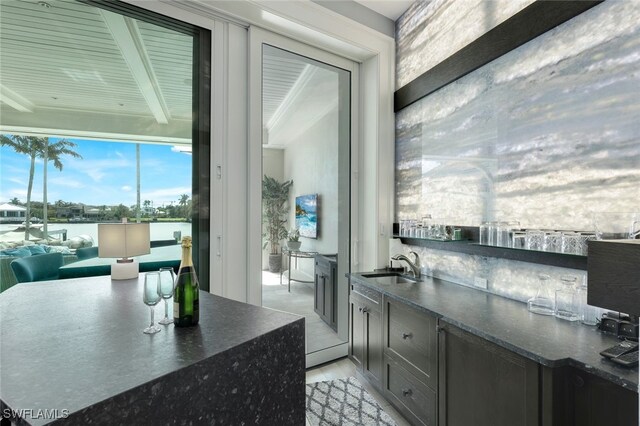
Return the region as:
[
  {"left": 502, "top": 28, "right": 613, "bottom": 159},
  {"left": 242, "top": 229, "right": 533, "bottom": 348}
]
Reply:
[{"left": 306, "top": 377, "right": 397, "bottom": 426}]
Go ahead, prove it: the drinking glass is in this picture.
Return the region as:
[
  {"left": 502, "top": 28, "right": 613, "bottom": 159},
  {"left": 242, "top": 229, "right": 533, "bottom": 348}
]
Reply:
[
  {"left": 158, "top": 267, "right": 176, "bottom": 325},
  {"left": 543, "top": 231, "right": 562, "bottom": 253},
  {"left": 555, "top": 275, "right": 580, "bottom": 321},
  {"left": 577, "top": 276, "right": 599, "bottom": 326},
  {"left": 143, "top": 272, "right": 162, "bottom": 334},
  {"left": 561, "top": 232, "right": 581, "bottom": 255},
  {"left": 578, "top": 232, "right": 596, "bottom": 256},
  {"left": 512, "top": 231, "right": 527, "bottom": 249},
  {"left": 525, "top": 230, "right": 544, "bottom": 251},
  {"left": 497, "top": 221, "right": 520, "bottom": 248},
  {"left": 479, "top": 222, "right": 491, "bottom": 245}
]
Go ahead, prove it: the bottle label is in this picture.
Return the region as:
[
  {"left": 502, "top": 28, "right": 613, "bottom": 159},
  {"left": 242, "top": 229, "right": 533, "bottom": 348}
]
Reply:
[{"left": 173, "top": 301, "right": 179, "bottom": 318}]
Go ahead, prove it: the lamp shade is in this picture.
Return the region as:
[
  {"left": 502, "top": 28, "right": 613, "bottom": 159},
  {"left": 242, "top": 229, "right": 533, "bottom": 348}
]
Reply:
[{"left": 98, "top": 223, "right": 150, "bottom": 259}]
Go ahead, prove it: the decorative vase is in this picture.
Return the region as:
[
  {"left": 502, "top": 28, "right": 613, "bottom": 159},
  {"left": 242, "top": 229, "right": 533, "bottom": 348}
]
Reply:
[
  {"left": 287, "top": 241, "right": 302, "bottom": 251},
  {"left": 268, "top": 254, "right": 282, "bottom": 273}
]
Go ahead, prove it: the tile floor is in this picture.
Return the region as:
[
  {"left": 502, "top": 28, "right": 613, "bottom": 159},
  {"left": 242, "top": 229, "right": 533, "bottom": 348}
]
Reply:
[
  {"left": 305, "top": 357, "right": 411, "bottom": 426},
  {"left": 262, "top": 270, "right": 344, "bottom": 353}
]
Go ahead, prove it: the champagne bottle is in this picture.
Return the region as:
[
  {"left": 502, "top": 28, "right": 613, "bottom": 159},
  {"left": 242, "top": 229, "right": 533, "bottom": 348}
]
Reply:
[{"left": 173, "top": 236, "right": 199, "bottom": 327}]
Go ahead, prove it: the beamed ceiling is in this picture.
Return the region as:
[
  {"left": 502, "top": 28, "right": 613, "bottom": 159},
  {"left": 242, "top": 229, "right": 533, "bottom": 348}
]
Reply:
[{"left": 0, "top": 0, "right": 193, "bottom": 145}]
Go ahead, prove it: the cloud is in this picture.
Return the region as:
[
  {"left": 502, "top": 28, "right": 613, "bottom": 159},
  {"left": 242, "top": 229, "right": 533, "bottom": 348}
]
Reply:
[
  {"left": 141, "top": 186, "right": 192, "bottom": 205},
  {"left": 121, "top": 185, "right": 132, "bottom": 192},
  {"left": 49, "top": 177, "right": 84, "bottom": 189},
  {"left": 65, "top": 157, "right": 132, "bottom": 183},
  {"left": 8, "top": 177, "right": 25, "bottom": 185}
]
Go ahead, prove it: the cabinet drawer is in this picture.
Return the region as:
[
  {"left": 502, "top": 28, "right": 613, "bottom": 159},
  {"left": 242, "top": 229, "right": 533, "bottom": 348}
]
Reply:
[
  {"left": 385, "top": 297, "right": 437, "bottom": 388},
  {"left": 351, "top": 283, "right": 381, "bottom": 311},
  {"left": 385, "top": 355, "right": 436, "bottom": 426}
]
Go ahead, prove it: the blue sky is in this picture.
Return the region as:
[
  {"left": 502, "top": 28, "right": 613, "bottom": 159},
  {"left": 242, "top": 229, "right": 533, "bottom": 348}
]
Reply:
[{"left": 1, "top": 136, "right": 192, "bottom": 207}]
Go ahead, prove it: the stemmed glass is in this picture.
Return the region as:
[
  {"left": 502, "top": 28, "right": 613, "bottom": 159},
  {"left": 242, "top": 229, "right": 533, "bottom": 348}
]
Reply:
[
  {"left": 158, "top": 267, "right": 175, "bottom": 325},
  {"left": 143, "top": 272, "right": 162, "bottom": 334}
]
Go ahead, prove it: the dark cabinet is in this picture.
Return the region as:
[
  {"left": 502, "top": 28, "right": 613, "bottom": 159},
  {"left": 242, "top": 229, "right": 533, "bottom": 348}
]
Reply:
[
  {"left": 438, "top": 320, "right": 539, "bottom": 426},
  {"left": 542, "top": 366, "right": 638, "bottom": 426},
  {"left": 314, "top": 255, "right": 337, "bottom": 331},
  {"left": 383, "top": 296, "right": 438, "bottom": 426},
  {"left": 349, "top": 283, "right": 383, "bottom": 389}
]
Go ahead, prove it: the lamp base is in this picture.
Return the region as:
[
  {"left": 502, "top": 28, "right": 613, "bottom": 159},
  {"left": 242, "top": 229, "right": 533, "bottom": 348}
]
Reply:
[{"left": 111, "top": 259, "right": 139, "bottom": 280}]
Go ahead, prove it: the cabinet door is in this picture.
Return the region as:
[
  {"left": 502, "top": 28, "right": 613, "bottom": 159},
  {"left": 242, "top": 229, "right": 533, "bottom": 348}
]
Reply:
[
  {"left": 349, "top": 298, "right": 364, "bottom": 371},
  {"left": 314, "top": 262, "right": 326, "bottom": 317},
  {"left": 363, "top": 302, "right": 383, "bottom": 387},
  {"left": 439, "top": 321, "right": 539, "bottom": 426},
  {"left": 323, "top": 263, "right": 337, "bottom": 329}
]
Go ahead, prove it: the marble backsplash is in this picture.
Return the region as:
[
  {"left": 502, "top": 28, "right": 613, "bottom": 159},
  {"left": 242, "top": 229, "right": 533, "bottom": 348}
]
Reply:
[
  {"left": 395, "top": 0, "right": 534, "bottom": 89},
  {"left": 394, "top": 1, "right": 640, "bottom": 305},
  {"left": 396, "top": 1, "right": 640, "bottom": 231},
  {"left": 398, "top": 242, "right": 588, "bottom": 305}
]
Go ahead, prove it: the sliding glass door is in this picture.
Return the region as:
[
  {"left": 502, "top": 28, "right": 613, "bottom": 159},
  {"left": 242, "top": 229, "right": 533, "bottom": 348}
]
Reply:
[{"left": 0, "top": 0, "right": 210, "bottom": 290}]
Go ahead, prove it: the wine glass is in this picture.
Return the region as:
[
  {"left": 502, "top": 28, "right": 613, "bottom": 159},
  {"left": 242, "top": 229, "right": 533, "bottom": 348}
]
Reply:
[
  {"left": 143, "top": 272, "right": 162, "bottom": 334},
  {"left": 158, "top": 267, "right": 175, "bottom": 325}
]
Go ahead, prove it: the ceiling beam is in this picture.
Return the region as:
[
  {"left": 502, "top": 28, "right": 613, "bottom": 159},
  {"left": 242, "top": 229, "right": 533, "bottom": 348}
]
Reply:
[
  {"left": 266, "top": 65, "right": 317, "bottom": 131},
  {"left": 0, "top": 84, "right": 35, "bottom": 112},
  {"left": 0, "top": 106, "right": 190, "bottom": 145},
  {"left": 99, "top": 9, "right": 170, "bottom": 124}
]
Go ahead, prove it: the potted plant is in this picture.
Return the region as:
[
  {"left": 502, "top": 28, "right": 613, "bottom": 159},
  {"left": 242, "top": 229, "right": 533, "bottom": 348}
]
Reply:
[
  {"left": 287, "top": 228, "right": 301, "bottom": 251},
  {"left": 262, "top": 176, "right": 293, "bottom": 272}
]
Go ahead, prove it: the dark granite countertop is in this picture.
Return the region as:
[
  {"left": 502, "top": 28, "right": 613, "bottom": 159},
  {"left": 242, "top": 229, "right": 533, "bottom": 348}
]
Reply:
[
  {"left": 0, "top": 275, "right": 304, "bottom": 425},
  {"left": 349, "top": 272, "right": 638, "bottom": 391}
]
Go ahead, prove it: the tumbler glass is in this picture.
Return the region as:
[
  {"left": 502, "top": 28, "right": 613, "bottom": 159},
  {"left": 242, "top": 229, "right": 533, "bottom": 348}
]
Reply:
[
  {"left": 479, "top": 222, "right": 492, "bottom": 245},
  {"left": 543, "top": 231, "right": 562, "bottom": 253},
  {"left": 561, "top": 232, "right": 581, "bottom": 255},
  {"left": 525, "top": 230, "right": 544, "bottom": 251}
]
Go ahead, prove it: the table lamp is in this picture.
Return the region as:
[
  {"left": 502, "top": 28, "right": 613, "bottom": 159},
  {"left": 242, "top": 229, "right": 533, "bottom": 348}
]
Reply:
[{"left": 98, "top": 221, "right": 150, "bottom": 280}]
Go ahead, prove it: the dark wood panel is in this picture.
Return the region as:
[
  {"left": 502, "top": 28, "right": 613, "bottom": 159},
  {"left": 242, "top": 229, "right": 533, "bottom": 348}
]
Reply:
[
  {"left": 394, "top": 0, "right": 603, "bottom": 112},
  {"left": 541, "top": 365, "right": 639, "bottom": 426},
  {"left": 438, "top": 320, "right": 539, "bottom": 426},
  {"left": 587, "top": 240, "right": 640, "bottom": 315}
]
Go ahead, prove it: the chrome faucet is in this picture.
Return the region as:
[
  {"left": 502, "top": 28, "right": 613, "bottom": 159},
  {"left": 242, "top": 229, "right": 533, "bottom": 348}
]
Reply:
[{"left": 391, "top": 251, "right": 421, "bottom": 279}]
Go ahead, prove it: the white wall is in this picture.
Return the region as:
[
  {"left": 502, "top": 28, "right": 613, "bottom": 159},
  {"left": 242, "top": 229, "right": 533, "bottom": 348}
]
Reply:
[{"left": 282, "top": 106, "right": 339, "bottom": 277}]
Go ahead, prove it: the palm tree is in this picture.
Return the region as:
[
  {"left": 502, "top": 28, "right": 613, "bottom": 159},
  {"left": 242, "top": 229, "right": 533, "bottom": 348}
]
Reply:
[
  {"left": 1, "top": 135, "right": 81, "bottom": 240},
  {"left": 42, "top": 138, "right": 82, "bottom": 237},
  {"left": 9, "top": 197, "right": 20, "bottom": 205},
  {"left": 178, "top": 194, "right": 190, "bottom": 221},
  {"left": 1, "top": 135, "right": 45, "bottom": 239}
]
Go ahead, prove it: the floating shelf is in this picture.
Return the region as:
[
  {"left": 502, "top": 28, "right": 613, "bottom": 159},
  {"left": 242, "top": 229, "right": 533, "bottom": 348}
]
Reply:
[{"left": 394, "top": 235, "right": 588, "bottom": 271}]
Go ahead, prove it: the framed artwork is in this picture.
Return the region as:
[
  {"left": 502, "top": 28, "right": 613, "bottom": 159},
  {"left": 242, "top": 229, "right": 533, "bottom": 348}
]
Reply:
[{"left": 295, "top": 194, "right": 318, "bottom": 239}]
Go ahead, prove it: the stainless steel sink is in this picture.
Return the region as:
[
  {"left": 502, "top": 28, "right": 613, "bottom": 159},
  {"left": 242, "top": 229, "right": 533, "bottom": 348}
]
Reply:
[{"left": 360, "top": 272, "right": 420, "bottom": 284}]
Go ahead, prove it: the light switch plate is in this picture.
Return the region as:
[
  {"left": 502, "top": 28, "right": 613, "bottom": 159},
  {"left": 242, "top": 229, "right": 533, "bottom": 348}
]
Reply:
[{"left": 474, "top": 277, "right": 488, "bottom": 289}]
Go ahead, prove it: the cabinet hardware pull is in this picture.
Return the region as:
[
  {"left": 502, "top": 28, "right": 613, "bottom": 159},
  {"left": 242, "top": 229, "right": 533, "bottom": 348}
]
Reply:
[
  {"left": 402, "top": 388, "right": 412, "bottom": 397},
  {"left": 361, "top": 307, "right": 369, "bottom": 314},
  {"left": 402, "top": 332, "right": 412, "bottom": 339},
  {"left": 358, "top": 307, "right": 363, "bottom": 313}
]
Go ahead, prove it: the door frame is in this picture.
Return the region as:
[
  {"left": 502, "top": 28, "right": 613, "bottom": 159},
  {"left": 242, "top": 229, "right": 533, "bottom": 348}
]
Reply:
[{"left": 247, "top": 26, "right": 359, "bottom": 366}]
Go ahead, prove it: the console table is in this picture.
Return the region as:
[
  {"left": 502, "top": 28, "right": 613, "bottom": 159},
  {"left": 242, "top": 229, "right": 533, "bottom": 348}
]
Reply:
[
  {"left": 0, "top": 275, "right": 305, "bottom": 425},
  {"left": 280, "top": 248, "right": 318, "bottom": 292}
]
